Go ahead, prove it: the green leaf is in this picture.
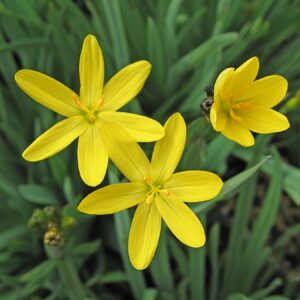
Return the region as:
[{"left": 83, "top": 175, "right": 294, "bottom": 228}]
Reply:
[
  {"left": 192, "top": 155, "right": 271, "bottom": 213},
  {"left": 208, "top": 224, "right": 220, "bottom": 300},
  {"left": 100, "top": 271, "right": 128, "bottom": 284},
  {"left": 233, "top": 146, "right": 300, "bottom": 205},
  {"left": 20, "top": 259, "right": 55, "bottom": 283},
  {"left": 71, "top": 240, "right": 102, "bottom": 256},
  {"left": 239, "top": 148, "right": 283, "bottom": 292},
  {"left": 150, "top": 227, "right": 174, "bottom": 292},
  {"left": 169, "top": 32, "right": 238, "bottom": 84},
  {"left": 19, "top": 184, "right": 58, "bottom": 205},
  {"left": 226, "top": 294, "right": 250, "bottom": 300},
  {"left": 142, "top": 288, "right": 158, "bottom": 300}
]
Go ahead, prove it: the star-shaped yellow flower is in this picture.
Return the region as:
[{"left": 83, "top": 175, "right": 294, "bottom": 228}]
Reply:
[
  {"left": 15, "top": 34, "right": 164, "bottom": 186},
  {"left": 210, "top": 57, "right": 290, "bottom": 147},
  {"left": 78, "top": 113, "right": 223, "bottom": 270}
]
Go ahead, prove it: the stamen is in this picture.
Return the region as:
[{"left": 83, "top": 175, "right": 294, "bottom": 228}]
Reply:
[
  {"left": 229, "top": 108, "right": 242, "bottom": 122},
  {"left": 144, "top": 176, "right": 154, "bottom": 186},
  {"left": 72, "top": 93, "right": 90, "bottom": 113},
  {"left": 91, "top": 96, "right": 105, "bottom": 114},
  {"left": 234, "top": 102, "right": 251, "bottom": 109},
  {"left": 160, "top": 189, "right": 170, "bottom": 196},
  {"left": 145, "top": 194, "right": 154, "bottom": 205}
]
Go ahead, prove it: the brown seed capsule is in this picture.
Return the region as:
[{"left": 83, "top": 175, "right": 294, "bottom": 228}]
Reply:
[{"left": 44, "top": 229, "right": 61, "bottom": 246}]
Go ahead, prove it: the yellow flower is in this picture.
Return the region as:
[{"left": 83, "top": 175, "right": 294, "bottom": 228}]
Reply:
[
  {"left": 15, "top": 34, "right": 164, "bottom": 186},
  {"left": 78, "top": 113, "right": 223, "bottom": 270},
  {"left": 210, "top": 57, "right": 290, "bottom": 147}
]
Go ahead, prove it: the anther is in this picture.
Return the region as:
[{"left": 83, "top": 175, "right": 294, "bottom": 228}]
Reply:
[
  {"left": 229, "top": 108, "right": 242, "bottom": 122},
  {"left": 144, "top": 176, "right": 153, "bottom": 186},
  {"left": 72, "top": 93, "right": 90, "bottom": 113},
  {"left": 145, "top": 194, "right": 154, "bottom": 205},
  {"left": 160, "top": 189, "right": 170, "bottom": 196}
]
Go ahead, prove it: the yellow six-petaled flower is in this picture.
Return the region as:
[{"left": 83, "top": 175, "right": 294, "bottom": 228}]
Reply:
[
  {"left": 210, "top": 57, "right": 290, "bottom": 147},
  {"left": 78, "top": 113, "right": 223, "bottom": 270},
  {"left": 15, "top": 34, "right": 164, "bottom": 186}
]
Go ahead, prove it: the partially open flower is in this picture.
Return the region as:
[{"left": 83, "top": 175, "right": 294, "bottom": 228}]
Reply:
[{"left": 210, "top": 57, "right": 290, "bottom": 146}]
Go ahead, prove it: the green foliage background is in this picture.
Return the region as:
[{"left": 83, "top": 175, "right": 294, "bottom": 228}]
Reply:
[{"left": 0, "top": 0, "right": 299, "bottom": 299}]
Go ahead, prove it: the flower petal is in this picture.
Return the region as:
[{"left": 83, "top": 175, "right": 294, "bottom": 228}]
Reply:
[
  {"left": 232, "top": 57, "right": 259, "bottom": 99},
  {"left": 155, "top": 194, "right": 205, "bottom": 247},
  {"left": 238, "top": 104, "right": 290, "bottom": 134},
  {"left": 129, "top": 202, "right": 161, "bottom": 270},
  {"left": 78, "top": 182, "right": 147, "bottom": 214},
  {"left": 165, "top": 171, "right": 223, "bottom": 202},
  {"left": 221, "top": 118, "right": 254, "bottom": 147},
  {"left": 79, "top": 34, "right": 104, "bottom": 109},
  {"left": 99, "top": 111, "right": 164, "bottom": 142},
  {"left": 23, "top": 116, "right": 88, "bottom": 161},
  {"left": 77, "top": 124, "right": 108, "bottom": 187},
  {"left": 101, "top": 61, "right": 151, "bottom": 111},
  {"left": 15, "top": 70, "right": 81, "bottom": 117},
  {"left": 151, "top": 113, "right": 186, "bottom": 185},
  {"left": 214, "top": 67, "right": 234, "bottom": 100},
  {"left": 101, "top": 121, "right": 151, "bottom": 183},
  {"left": 210, "top": 104, "right": 227, "bottom": 132},
  {"left": 238, "top": 75, "right": 288, "bottom": 108}
]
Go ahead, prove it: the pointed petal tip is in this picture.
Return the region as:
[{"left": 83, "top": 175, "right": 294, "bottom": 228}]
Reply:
[
  {"left": 14, "top": 69, "right": 31, "bottom": 82},
  {"left": 76, "top": 200, "right": 93, "bottom": 215},
  {"left": 80, "top": 170, "right": 105, "bottom": 187},
  {"left": 134, "top": 60, "right": 152, "bottom": 74},
  {"left": 22, "top": 149, "right": 38, "bottom": 162},
  {"left": 84, "top": 34, "right": 97, "bottom": 41},
  {"left": 168, "top": 112, "right": 185, "bottom": 124},
  {"left": 193, "top": 234, "right": 206, "bottom": 248},
  {"left": 241, "top": 139, "right": 255, "bottom": 147},
  {"left": 130, "top": 259, "right": 150, "bottom": 270}
]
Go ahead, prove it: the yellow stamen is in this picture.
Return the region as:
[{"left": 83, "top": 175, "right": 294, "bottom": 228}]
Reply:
[
  {"left": 160, "top": 189, "right": 170, "bottom": 196},
  {"left": 144, "top": 176, "right": 154, "bottom": 186},
  {"left": 72, "top": 93, "right": 90, "bottom": 113},
  {"left": 229, "top": 108, "right": 242, "bottom": 122},
  {"left": 91, "top": 96, "right": 105, "bottom": 114},
  {"left": 145, "top": 194, "right": 154, "bottom": 205}
]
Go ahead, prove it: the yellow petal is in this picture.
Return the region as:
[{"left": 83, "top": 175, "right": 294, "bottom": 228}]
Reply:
[
  {"left": 238, "top": 75, "right": 288, "bottom": 108},
  {"left": 99, "top": 111, "right": 164, "bottom": 142},
  {"left": 238, "top": 104, "right": 290, "bottom": 134},
  {"left": 155, "top": 194, "right": 205, "bottom": 247},
  {"left": 78, "top": 182, "right": 147, "bottom": 214},
  {"left": 77, "top": 124, "right": 108, "bottom": 187},
  {"left": 101, "top": 121, "right": 151, "bottom": 183},
  {"left": 151, "top": 113, "right": 186, "bottom": 185},
  {"left": 23, "top": 116, "right": 88, "bottom": 161},
  {"left": 79, "top": 34, "right": 104, "bottom": 109},
  {"left": 129, "top": 202, "right": 161, "bottom": 270},
  {"left": 221, "top": 118, "right": 254, "bottom": 147},
  {"left": 214, "top": 67, "right": 234, "bottom": 100},
  {"left": 210, "top": 104, "right": 227, "bottom": 132},
  {"left": 232, "top": 57, "right": 259, "bottom": 99},
  {"left": 15, "top": 70, "right": 81, "bottom": 117},
  {"left": 101, "top": 61, "right": 151, "bottom": 111},
  {"left": 165, "top": 171, "right": 223, "bottom": 202}
]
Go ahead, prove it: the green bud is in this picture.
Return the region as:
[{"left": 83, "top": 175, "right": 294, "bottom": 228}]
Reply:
[
  {"left": 61, "top": 215, "right": 76, "bottom": 230},
  {"left": 28, "top": 209, "right": 47, "bottom": 231}
]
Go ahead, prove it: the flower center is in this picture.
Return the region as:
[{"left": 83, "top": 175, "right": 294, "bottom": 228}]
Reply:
[
  {"left": 144, "top": 177, "right": 169, "bottom": 205},
  {"left": 72, "top": 94, "right": 104, "bottom": 123},
  {"left": 221, "top": 95, "right": 242, "bottom": 122}
]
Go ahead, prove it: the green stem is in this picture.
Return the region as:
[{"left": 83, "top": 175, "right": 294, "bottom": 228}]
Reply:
[{"left": 55, "top": 255, "right": 86, "bottom": 300}]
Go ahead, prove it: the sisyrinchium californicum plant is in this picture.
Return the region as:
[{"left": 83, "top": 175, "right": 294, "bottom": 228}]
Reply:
[{"left": 0, "top": 1, "right": 299, "bottom": 300}]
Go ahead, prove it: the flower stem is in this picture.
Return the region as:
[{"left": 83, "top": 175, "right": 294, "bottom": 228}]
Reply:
[{"left": 55, "top": 255, "right": 86, "bottom": 300}]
